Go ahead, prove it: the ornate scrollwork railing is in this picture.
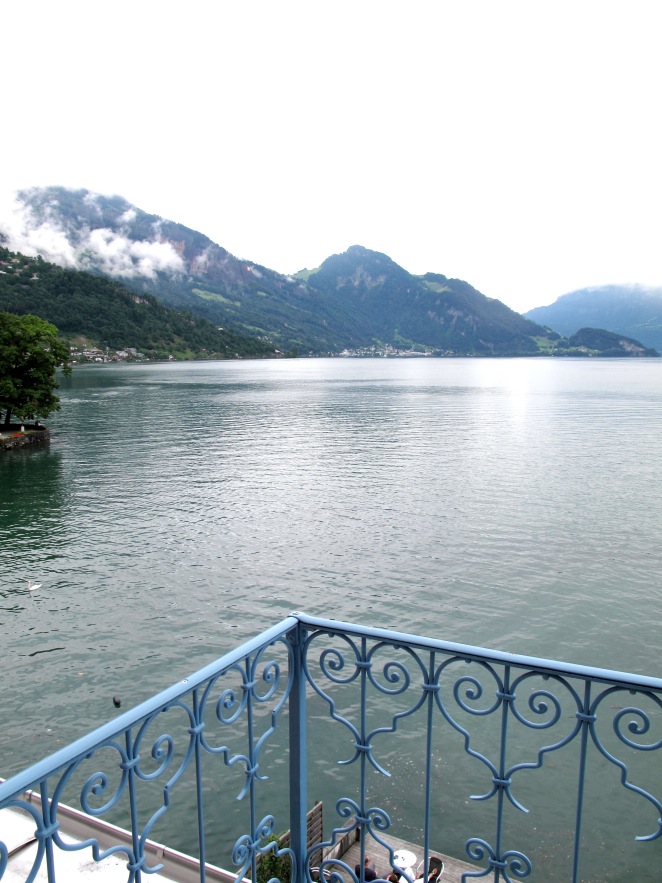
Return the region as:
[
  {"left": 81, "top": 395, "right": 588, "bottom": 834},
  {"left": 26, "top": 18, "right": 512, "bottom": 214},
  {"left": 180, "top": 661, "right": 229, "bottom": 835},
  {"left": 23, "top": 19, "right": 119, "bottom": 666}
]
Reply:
[
  {"left": 0, "top": 616, "right": 297, "bottom": 883},
  {"left": 1, "top": 613, "right": 661, "bottom": 882},
  {"left": 297, "top": 616, "right": 662, "bottom": 883}
]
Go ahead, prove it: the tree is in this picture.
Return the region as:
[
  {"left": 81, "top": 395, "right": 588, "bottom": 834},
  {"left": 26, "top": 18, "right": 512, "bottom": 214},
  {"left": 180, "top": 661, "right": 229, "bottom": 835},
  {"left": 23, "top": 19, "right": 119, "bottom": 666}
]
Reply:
[
  {"left": 256, "top": 835, "right": 291, "bottom": 883},
  {"left": 0, "top": 313, "right": 72, "bottom": 426}
]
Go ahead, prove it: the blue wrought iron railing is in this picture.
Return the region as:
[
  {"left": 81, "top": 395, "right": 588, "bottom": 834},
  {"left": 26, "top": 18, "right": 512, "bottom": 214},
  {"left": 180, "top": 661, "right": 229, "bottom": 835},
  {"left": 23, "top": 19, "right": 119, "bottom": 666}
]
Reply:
[{"left": 1, "top": 612, "right": 661, "bottom": 883}]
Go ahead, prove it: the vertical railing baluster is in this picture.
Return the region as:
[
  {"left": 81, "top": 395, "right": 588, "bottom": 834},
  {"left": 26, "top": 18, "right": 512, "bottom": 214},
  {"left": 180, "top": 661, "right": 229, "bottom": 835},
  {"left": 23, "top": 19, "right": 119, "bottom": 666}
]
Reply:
[
  {"left": 494, "top": 665, "right": 513, "bottom": 882},
  {"left": 572, "top": 680, "right": 592, "bottom": 883},
  {"left": 359, "top": 635, "right": 369, "bottom": 877},
  {"left": 124, "top": 726, "right": 142, "bottom": 882},
  {"left": 40, "top": 778, "right": 56, "bottom": 883},
  {"left": 289, "top": 622, "right": 308, "bottom": 883},
  {"left": 421, "top": 650, "right": 437, "bottom": 877},
  {"left": 191, "top": 686, "right": 206, "bottom": 883},
  {"left": 245, "top": 653, "right": 258, "bottom": 883}
]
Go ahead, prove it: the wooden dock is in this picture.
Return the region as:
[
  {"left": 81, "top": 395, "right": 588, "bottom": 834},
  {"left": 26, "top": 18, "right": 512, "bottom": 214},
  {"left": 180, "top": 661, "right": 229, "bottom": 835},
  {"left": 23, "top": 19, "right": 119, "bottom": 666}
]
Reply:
[{"left": 327, "top": 832, "right": 482, "bottom": 883}]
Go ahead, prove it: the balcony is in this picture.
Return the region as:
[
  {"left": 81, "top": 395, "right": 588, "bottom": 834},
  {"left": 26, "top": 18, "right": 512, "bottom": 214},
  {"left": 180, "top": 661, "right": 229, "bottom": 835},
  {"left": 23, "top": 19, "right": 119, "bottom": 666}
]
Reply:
[{"left": 1, "top": 613, "right": 661, "bottom": 882}]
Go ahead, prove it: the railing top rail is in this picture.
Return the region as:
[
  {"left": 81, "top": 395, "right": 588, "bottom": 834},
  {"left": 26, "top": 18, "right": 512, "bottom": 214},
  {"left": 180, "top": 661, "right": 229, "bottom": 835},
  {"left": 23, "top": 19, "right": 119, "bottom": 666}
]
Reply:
[
  {"left": 3, "top": 610, "right": 660, "bottom": 809},
  {"left": 293, "top": 611, "right": 662, "bottom": 692},
  {"left": 0, "top": 615, "right": 299, "bottom": 805}
]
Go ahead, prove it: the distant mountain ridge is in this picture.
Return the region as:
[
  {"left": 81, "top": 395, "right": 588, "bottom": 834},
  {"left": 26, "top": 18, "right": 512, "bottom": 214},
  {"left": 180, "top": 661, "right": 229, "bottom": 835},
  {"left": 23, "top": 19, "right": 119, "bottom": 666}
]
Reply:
[
  {"left": 0, "top": 244, "right": 276, "bottom": 360},
  {"left": 1, "top": 187, "right": 657, "bottom": 358},
  {"left": 4, "top": 187, "right": 360, "bottom": 353},
  {"left": 307, "top": 246, "right": 550, "bottom": 354},
  {"left": 524, "top": 285, "right": 662, "bottom": 352}
]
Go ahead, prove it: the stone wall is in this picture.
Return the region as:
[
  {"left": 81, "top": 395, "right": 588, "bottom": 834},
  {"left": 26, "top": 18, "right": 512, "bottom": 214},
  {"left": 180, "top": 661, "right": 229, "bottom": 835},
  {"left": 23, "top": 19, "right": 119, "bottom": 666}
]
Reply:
[{"left": 0, "top": 424, "right": 50, "bottom": 451}]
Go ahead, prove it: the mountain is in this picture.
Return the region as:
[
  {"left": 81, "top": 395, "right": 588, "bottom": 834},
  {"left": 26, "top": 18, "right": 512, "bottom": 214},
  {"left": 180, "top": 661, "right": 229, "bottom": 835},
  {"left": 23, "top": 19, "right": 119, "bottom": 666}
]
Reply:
[
  {"left": 567, "top": 327, "right": 658, "bottom": 357},
  {"left": 307, "top": 246, "right": 552, "bottom": 354},
  {"left": 0, "top": 245, "right": 277, "bottom": 360},
  {"left": 0, "top": 187, "right": 557, "bottom": 354},
  {"left": 3, "top": 187, "right": 348, "bottom": 354},
  {"left": 1, "top": 187, "right": 657, "bottom": 358},
  {"left": 524, "top": 285, "right": 662, "bottom": 352}
]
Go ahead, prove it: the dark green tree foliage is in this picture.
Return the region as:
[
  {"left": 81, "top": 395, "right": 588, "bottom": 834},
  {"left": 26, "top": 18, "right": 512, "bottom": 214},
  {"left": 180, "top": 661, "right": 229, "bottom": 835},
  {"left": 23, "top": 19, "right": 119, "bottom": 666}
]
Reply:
[
  {"left": 0, "top": 246, "right": 275, "bottom": 359},
  {"left": 255, "top": 836, "right": 291, "bottom": 883},
  {"left": 568, "top": 327, "right": 659, "bottom": 357},
  {"left": 0, "top": 312, "right": 72, "bottom": 425}
]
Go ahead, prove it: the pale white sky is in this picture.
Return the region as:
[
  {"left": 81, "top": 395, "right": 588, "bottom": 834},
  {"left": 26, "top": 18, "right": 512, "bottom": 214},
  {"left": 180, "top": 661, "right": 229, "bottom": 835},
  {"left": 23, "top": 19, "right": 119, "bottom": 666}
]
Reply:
[{"left": 2, "top": 0, "right": 661, "bottom": 314}]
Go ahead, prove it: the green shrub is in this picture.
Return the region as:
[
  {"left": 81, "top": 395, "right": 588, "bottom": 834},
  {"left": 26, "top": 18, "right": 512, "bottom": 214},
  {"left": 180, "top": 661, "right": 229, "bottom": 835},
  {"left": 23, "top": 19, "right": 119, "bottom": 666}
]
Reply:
[{"left": 256, "top": 834, "right": 292, "bottom": 883}]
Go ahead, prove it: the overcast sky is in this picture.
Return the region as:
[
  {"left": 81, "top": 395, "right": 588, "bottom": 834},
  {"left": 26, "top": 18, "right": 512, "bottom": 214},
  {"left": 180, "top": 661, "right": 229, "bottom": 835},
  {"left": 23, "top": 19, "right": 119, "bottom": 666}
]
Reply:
[{"left": 2, "top": 1, "right": 661, "bottom": 314}]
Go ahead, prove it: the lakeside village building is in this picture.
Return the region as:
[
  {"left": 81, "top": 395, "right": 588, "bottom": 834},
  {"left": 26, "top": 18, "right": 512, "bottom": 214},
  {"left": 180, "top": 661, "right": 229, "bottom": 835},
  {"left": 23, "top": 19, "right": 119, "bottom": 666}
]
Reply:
[{"left": 69, "top": 345, "right": 154, "bottom": 363}]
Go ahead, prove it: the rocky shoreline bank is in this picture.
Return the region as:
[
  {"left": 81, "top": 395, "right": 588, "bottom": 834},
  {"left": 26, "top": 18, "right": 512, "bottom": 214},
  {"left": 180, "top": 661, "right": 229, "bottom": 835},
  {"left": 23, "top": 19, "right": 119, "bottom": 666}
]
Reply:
[{"left": 0, "top": 424, "right": 50, "bottom": 451}]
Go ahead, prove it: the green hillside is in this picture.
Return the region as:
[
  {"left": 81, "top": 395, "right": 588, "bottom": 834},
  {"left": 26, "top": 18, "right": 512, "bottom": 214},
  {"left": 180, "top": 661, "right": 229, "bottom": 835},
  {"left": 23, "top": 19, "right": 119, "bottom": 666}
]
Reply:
[
  {"left": 568, "top": 327, "right": 658, "bottom": 357},
  {"left": 11, "top": 187, "right": 346, "bottom": 354},
  {"left": 3, "top": 189, "right": 560, "bottom": 355},
  {"left": 2, "top": 189, "right": 658, "bottom": 358},
  {"left": 0, "top": 246, "right": 276, "bottom": 360},
  {"left": 307, "top": 247, "right": 557, "bottom": 355}
]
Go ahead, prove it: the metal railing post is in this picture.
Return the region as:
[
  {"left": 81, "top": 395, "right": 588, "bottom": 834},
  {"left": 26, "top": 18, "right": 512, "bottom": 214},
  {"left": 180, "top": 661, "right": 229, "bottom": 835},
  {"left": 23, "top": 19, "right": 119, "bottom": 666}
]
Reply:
[
  {"left": 288, "top": 617, "right": 308, "bottom": 883},
  {"left": 571, "top": 681, "right": 592, "bottom": 883}
]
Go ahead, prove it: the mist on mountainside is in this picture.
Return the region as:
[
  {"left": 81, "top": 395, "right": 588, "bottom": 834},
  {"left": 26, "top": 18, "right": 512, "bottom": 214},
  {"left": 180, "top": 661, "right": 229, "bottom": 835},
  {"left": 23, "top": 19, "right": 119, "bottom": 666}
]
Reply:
[{"left": 1, "top": 187, "right": 187, "bottom": 279}]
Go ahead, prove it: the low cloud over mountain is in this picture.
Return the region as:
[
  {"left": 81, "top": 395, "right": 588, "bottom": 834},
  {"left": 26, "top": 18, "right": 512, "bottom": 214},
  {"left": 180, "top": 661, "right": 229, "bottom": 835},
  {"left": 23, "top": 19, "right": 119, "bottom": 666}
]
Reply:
[{"left": 0, "top": 188, "right": 185, "bottom": 280}]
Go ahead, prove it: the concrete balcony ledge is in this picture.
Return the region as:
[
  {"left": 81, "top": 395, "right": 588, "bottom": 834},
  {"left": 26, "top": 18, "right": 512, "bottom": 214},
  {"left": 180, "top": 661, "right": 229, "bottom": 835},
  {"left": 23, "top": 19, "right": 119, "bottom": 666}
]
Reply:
[{"left": 2, "top": 790, "right": 243, "bottom": 883}]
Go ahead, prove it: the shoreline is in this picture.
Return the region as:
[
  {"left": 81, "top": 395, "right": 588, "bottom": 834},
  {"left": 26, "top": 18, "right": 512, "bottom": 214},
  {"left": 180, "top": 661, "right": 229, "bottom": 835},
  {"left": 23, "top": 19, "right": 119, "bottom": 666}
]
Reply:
[{"left": 0, "top": 424, "right": 50, "bottom": 451}]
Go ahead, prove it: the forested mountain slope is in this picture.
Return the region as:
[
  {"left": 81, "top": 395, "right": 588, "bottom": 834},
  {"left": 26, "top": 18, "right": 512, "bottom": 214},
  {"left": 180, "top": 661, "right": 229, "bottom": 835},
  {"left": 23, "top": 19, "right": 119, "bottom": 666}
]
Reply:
[
  {"left": 307, "top": 246, "right": 552, "bottom": 354},
  {"left": 6, "top": 187, "right": 346, "bottom": 354},
  {"left": 0, "top": 245, "right": 277, "bottom": 359},
  {"left": 1, "top": 187, "right": 657, "bottom": 358},
  {"left": 0, "top": 188, "right": 556, "bottom": 354}
]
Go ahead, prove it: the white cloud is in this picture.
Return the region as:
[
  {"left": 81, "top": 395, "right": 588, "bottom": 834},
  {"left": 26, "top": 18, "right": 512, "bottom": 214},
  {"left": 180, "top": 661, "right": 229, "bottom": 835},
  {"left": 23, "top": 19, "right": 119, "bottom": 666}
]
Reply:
[
  {"left": 83, "top": 192, "right": 102, "bottom": 215},
  {"left": 78, "top": 226, "right": 185, "bottom": 279},
  {"left": 191, "top": 246, "right": 212, "bottom": 274},
  {"left": 0, "top": 191, "right": 185, "bottom": 280},
  {"left": 0, "top": 192, "right": 79, "bottom": 268},
  {"left": 124, "top": 238, "right": 185, "bottom": 279}
]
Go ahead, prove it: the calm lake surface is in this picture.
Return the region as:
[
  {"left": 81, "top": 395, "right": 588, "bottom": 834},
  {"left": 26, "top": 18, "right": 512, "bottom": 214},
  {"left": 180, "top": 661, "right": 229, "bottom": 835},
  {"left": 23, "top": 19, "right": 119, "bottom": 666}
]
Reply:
[{"left": 2, "top": 357, "right": 661, "bottom": 880}]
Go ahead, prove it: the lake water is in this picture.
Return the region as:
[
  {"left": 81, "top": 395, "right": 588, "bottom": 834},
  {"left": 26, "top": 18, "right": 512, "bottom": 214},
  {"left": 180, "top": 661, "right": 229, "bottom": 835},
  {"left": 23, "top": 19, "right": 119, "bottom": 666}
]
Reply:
[{"left": 1, "top": 357, "right": 661, "bottom": 880}]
